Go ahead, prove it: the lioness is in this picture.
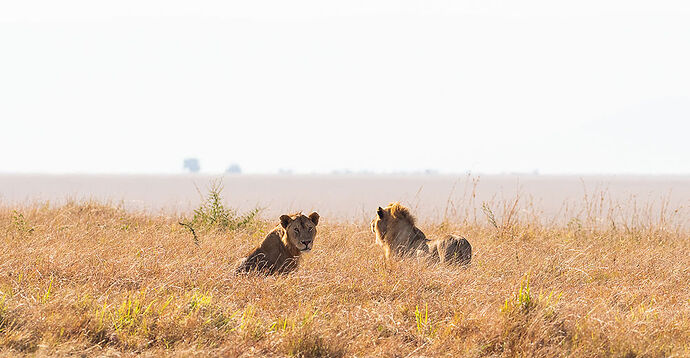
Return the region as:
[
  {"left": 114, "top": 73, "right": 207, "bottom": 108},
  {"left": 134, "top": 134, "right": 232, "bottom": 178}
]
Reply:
[
  {"left": 371, "top": 202, "right": 471, "bottom": 265},
  {"left": 236, "top": 212, "right": 319, "bottom": 275}
]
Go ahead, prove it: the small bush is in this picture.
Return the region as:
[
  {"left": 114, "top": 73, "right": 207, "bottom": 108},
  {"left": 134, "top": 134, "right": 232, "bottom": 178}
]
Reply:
[
  {"left": 11, "top": 210, "right": 34, "bottom": 234},
  {"left": 179, "top": 179, "right": 259, "bottom": 243}
]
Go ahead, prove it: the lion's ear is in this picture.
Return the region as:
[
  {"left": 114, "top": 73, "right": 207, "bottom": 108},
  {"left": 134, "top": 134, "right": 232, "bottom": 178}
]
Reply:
[
  {"left": 280, "top": 215, "right": 292, "bottom": 228},
  {"left": 308, "top": 212, "right": 320, "bottom": 226},
  {"left": 377, "top": 207, "right": 385, "bottom": 219}
]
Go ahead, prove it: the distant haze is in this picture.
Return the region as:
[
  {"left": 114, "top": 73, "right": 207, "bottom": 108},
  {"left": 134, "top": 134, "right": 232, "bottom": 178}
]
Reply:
[
  {"left": 1, "top": 1, "right": 689, "bottom": 174},
  {"left": 1, "top": 174, "right": 688, "bottom": 227}
]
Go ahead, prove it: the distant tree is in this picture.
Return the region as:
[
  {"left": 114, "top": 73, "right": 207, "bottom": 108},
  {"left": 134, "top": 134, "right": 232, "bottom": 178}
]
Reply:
[
  {"left": 225, "top": 163, "right": 242, "bottom": 174},
  {"left": 183, "top": 158, "right": 200, "bottom": 173}
]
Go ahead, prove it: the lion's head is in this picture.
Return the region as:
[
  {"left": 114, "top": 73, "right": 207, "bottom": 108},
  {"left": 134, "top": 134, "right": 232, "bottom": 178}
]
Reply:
[
  {"left": 370, "top": 202, "right": 416, "bottom": 247},
  {"left": 280, "top": 212, "right": 320, "bottom": 252}
]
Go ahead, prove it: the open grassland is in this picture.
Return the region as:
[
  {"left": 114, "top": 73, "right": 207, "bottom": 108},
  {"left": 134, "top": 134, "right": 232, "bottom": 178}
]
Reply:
[{"left": 1, "top": 196, "right": 689, "bottom": 357}]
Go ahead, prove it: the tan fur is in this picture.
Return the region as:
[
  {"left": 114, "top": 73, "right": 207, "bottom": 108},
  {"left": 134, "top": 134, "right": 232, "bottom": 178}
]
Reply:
[
  {"left": 371, "top": 202, "right": 471, "bottom": 265},
  {"left": 371, "top": 202, "right": 427, "bottom": 260},
  {"left": 236, "top": 212, "right": 319, "bottom": 275}
]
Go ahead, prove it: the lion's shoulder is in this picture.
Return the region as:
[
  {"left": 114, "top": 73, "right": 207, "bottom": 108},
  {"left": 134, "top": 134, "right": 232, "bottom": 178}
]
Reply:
[
  {"left": 259, "top": 225, "right": 285, "bottom": 248},
  {"left": 236, "top": 224, "right": 296, "bottom": 275}
]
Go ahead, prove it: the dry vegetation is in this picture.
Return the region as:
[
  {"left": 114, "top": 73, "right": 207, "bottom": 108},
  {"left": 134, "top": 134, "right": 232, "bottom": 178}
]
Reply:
[{"left": 1, "top": 187, "right": 689, "bottom": 357}]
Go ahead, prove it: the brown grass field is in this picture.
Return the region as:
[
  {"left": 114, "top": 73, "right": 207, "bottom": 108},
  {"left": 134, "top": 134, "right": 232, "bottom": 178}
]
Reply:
[{"left": 1, "top": 186, "right": 689, "bottom": 356}]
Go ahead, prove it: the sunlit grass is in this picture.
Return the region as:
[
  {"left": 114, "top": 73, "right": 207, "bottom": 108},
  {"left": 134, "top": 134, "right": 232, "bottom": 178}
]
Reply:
[{"left": 0, "top": 196, "right": 688, "bottom": 356}]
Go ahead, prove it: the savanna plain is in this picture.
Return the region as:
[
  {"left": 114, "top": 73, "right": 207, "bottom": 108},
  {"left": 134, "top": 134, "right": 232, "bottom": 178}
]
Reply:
[{"left": 1, "top": 175, "right": 689, "bottom": 357}]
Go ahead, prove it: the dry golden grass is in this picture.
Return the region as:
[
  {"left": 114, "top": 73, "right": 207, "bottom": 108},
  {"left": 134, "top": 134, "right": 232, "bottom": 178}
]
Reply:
[{"left": 1, "top": 197, "right": 689, "bottom": 357}]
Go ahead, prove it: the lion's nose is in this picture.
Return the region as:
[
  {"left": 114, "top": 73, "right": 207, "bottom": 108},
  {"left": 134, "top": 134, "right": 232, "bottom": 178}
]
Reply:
[{"left": 301, "top": 241, "right": 311, "bottom": 246}]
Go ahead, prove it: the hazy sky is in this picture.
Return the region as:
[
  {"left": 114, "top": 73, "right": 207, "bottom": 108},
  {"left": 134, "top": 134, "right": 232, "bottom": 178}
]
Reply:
[{"left": 1, "top": 1, "right": 689, "bottom": 174}]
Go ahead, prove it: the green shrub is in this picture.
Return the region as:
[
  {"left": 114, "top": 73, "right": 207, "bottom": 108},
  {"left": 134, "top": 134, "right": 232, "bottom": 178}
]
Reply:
[{"left": 179, "top": 179, "right": 259, "bottom": 244}]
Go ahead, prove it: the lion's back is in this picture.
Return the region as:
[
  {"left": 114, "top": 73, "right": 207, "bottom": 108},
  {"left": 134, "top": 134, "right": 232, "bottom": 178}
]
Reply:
[
  {"left": 235, "top": 248, "right": 271, "bottom": 274},
  {"left": 428, "top": 235, "right": 472, "bottom": 265}
]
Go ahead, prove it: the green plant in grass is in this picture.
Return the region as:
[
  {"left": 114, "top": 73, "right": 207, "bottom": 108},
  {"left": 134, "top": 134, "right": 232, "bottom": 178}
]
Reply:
[
  {"left": 0, "top": 294, "right": 7, "bottom": 330},
  {"left": 414, "top": 303, "right": 437, "bottom": 340},
  {"left": 502, "top": 274, "right": 535, "bottom": 315},
  {"left": 39, "top": 277, "right": 53, "bottom": 304},
  {"left": 12, "top": 211, "right": 34, "bottom": 234},
  {"left": 188, "top": 290, "right": 212, "bottom": 313},
  {"left": 109, "top": 292, "right": 155, "bottom": 334},
  {"left": 268, "top": 317, "right": 294, "bottom": 333},
  {"left": 179, "top": 179, "right": 260, "bottom": 244}
]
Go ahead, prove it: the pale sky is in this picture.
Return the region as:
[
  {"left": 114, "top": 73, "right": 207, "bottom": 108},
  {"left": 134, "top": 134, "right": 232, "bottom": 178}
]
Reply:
[{"left": 1, "top": 1, "right": 689, "bottom": 174}]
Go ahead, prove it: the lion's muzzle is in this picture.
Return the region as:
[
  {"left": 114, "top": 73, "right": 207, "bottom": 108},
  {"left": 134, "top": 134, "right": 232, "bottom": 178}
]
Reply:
[{"left": 300, "top": 240, "right": 313, "bottom": 252}]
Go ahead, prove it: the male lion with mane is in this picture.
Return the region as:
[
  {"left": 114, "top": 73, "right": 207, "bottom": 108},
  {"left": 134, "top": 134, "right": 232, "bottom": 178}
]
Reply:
[
  {"left": 236, "top": 212, "right": 319, "bottom": 275},
  {"left": 371, "top": 202, "right": 471, "bottom": 265}
]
